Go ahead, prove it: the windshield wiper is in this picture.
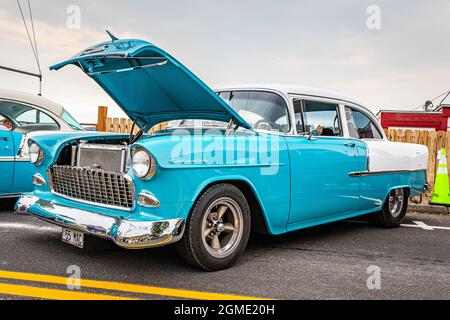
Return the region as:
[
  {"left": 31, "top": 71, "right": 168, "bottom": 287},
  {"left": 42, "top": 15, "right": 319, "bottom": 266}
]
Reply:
[{"left": 129, "top": 118, "right": 146, "bottom": 144}]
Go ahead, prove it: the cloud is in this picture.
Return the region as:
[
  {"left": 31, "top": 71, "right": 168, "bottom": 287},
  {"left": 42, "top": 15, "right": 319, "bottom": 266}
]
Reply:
[
  {"left": 1, "top": 1, "right": 450, "bottom": 123},
  {"left": 0, "top": 8, "right": 103, "bottom": 56}
]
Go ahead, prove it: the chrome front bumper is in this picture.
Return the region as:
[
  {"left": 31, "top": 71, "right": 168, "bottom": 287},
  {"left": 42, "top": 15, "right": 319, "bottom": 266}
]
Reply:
[{"left": 15, "top": 194, "right": 185, "bottom": 249}]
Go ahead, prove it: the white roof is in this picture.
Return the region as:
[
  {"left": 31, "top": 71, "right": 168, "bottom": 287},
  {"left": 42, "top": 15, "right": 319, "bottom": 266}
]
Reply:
[
  {"left": 0, "top": 89, "right": 64, "bottom": 116},
  {"left": 215, "top": 83, "right": 367, "bottom": 107}
]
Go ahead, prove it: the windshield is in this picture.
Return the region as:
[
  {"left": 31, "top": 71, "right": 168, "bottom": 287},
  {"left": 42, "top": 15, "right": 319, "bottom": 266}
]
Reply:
[
  {"left": 218, "top": 91, "right": 290, "bottom": 133},
  {"left": 165, "top": 90, "right": 290, "bottom": 133},
  {"left": 62, "top": 110, "right": 84, "bottom": 130}
]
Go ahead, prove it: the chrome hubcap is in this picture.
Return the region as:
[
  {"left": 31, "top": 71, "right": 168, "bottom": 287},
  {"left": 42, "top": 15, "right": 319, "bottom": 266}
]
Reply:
[
  {"left": 388, "top": 189, "right": 404, "bottom": 218},
  {"left": 201, "top": 197, "right": 243, "bottom": 258}
]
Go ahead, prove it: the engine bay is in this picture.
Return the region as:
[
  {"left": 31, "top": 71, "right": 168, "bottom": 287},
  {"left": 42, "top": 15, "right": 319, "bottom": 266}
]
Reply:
[{"left": 56, "top": 138, "right": 131, "bottom": 173}]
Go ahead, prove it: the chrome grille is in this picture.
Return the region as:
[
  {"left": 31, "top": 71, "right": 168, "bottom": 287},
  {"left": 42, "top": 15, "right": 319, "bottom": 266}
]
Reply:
[{"left": 50, "top": 165, "right": 134, "bottom": 209}]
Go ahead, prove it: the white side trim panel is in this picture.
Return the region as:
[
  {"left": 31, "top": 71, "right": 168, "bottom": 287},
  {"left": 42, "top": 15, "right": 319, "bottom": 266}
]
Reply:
[{"left": 364, "top": 140, "right": 428, "bottom": 172}]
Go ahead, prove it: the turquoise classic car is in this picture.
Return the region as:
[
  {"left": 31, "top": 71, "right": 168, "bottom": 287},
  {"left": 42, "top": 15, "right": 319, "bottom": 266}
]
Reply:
[
  {"left": 0, "top": 89, "right": 83, "bottom": 198},
  {"left": 15, "top": 36, "right": 429, "bottom": 270}
]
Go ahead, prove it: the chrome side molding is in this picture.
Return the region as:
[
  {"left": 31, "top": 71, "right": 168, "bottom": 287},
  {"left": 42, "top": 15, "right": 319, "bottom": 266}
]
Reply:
[{"left": 349, "top": 169, "right": 427, "bottom": 177}]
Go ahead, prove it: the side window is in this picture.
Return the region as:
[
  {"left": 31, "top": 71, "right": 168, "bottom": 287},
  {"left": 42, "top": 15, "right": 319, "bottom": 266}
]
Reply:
[
  {"left": 39, "top": 112, "right": 57, "bottom": 124},
  {"left": 16, "top": 109, "right": 57, "bottom": 126},
  {"left": 16, "top": 109, "right": 38, "bottom": 125},
  {"left": 345, "top": 107, "right": 382, "bottom": 139},
  {"left": 302, "top": 100, "right": 342, "bottom": 137}
]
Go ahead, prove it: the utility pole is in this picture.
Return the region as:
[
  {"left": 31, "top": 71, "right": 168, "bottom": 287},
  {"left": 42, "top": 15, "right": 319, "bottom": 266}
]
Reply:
[{"left": 0, "top": 65, "right": 42, "bottom": 96}]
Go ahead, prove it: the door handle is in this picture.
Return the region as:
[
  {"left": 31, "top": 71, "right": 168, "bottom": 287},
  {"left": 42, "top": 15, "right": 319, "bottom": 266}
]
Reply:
[
  {"left": 345, "top": 142, "right": 356, "bottom": 148},
  {"left": 2, "top": 137, "right": 8, "bottom": 142}
]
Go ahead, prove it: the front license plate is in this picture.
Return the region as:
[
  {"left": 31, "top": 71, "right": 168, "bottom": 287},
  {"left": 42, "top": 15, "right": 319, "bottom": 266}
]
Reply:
[{"left": 62, "top": 228, "right": 84, "bottom": 249}]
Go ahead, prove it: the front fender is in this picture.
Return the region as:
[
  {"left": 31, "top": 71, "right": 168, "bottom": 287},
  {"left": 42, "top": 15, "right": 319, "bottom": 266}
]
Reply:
[{"left": 133, "top": 132, "right": 291, "bottom": 235}]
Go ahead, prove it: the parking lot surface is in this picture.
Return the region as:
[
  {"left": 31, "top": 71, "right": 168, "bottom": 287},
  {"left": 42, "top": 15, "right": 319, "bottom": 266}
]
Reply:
[{"left": 0, "top": 199, "right": 449, "bottom": 300}]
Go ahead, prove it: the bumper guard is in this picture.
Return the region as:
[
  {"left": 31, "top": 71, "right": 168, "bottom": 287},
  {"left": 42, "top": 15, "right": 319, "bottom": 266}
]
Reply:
[{"left": 15, "top": 194, "right": 185, "bottom": 249}]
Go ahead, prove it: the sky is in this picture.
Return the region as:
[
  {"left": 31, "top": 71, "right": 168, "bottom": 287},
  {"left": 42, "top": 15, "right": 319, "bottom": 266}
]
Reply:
[{"left": 0, "top": 0, "right": 450, "bottom": 123}]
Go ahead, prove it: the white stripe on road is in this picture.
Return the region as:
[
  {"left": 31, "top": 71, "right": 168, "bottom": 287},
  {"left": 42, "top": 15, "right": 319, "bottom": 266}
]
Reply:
[
  {"left": 401, "top": 221, "right": 450, "bottom": 231},
  {"left": 410, "top": 221, "right": 434, "bottom": 230},
  {"left": 348, "top": 220, "right": 450, "bottom": 231},
  {"left": 0, "top": 222, "right": 60, "bottom": 232}
]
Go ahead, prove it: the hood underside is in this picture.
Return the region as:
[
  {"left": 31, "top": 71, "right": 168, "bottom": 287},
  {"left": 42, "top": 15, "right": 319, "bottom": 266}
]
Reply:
[{"left": 50, "top": 36, "right": 252, "bottom": 130}]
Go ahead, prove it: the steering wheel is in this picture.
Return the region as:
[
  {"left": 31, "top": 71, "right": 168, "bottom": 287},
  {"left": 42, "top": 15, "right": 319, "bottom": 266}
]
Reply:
[{"left": 254, "top": 119, "right": 281, "bottom": 131}]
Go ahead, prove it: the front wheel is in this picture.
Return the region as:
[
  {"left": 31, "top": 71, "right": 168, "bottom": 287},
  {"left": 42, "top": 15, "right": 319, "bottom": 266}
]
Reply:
[
  {"left": 369, "top": 188, "right": 409, "bottom": 228},
  {"left": 177, "top": 184, "right": 251, "bottom": 271}
]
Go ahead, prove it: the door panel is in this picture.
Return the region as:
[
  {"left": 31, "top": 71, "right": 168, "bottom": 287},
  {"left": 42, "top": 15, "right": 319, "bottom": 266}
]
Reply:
[
  {"left": 0, "top": 130, "right": 14, "bottom": 192},
  {"left": 286, "top": 136, "right": 362, "bottom": 224}
]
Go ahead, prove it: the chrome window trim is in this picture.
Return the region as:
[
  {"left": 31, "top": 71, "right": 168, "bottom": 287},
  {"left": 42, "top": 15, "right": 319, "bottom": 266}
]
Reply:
[
  {"left": 287, "top": 92, "right": 375, "bottom": 119},
  {"left": 212, "top": 88, "right": 381, "bottom": 141}
]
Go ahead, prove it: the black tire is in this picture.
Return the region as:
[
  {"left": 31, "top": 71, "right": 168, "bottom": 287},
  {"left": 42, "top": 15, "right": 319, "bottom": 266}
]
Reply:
[
  {"left": 176, "top": 183, "right": 251, "bottom": 271},
  {"left": 369, "top": 188, "right": 409, "bottom": 228}
]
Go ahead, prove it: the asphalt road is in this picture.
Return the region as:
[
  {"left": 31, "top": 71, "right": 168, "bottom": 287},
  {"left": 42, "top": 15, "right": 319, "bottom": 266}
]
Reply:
[{"left": 0, "top": 198, "right": 449, "bottom": 300}]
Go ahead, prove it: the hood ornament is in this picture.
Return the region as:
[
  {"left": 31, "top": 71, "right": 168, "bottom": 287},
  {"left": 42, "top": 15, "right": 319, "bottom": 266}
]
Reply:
[{"left": 106, "top": 30, "right": 119, "bottom": 42}]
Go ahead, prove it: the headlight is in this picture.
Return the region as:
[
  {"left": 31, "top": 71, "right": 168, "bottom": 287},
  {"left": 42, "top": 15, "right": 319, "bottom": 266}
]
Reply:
[
  {"left": 29, "top": 143, "right": 44, "bottom": 166},
  {"left": 132, "top": 148, "right": 156, "bottom": 179}
]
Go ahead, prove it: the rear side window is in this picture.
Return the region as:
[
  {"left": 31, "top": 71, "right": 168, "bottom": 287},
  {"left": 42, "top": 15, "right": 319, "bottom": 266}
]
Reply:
[
  {"left": 345, "top": 107, "right": 382, "bottom": 139},
  {"left": 16, "top": 109, "right": 38, "bottom": 125},
  {"left": 11, "top": 106, "right": 58, "bottom": 126}
]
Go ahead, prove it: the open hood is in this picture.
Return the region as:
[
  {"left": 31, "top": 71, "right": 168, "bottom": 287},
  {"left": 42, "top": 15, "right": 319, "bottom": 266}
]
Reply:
[{"left": 50, "top": 35, "right": 252, "bottom": 130}]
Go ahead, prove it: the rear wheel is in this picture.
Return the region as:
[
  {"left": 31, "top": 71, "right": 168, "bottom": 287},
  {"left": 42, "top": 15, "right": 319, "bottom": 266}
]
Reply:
[
  {"left": 369, "top": 188, "right": 408, "bottom": 228},
  {"left": 177, "top": 184, "right": 251, "bottom": 271}
]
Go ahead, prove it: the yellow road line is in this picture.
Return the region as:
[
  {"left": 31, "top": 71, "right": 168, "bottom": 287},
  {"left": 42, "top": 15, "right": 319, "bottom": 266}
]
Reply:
[
  {"left": 0, "top": 282, "right": 136, "bottom": 300},
  {"left": 0, "top": 269, "right": 266, "bottom": 300}
]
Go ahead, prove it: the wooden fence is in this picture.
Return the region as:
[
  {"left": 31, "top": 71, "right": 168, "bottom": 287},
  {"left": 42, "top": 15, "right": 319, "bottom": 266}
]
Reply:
[
  {"left": 96, "top": 106, "right": 167, "bottom": 134},
  {"left": 384, "top": 128, "right": 449, "bottom": 202}
]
